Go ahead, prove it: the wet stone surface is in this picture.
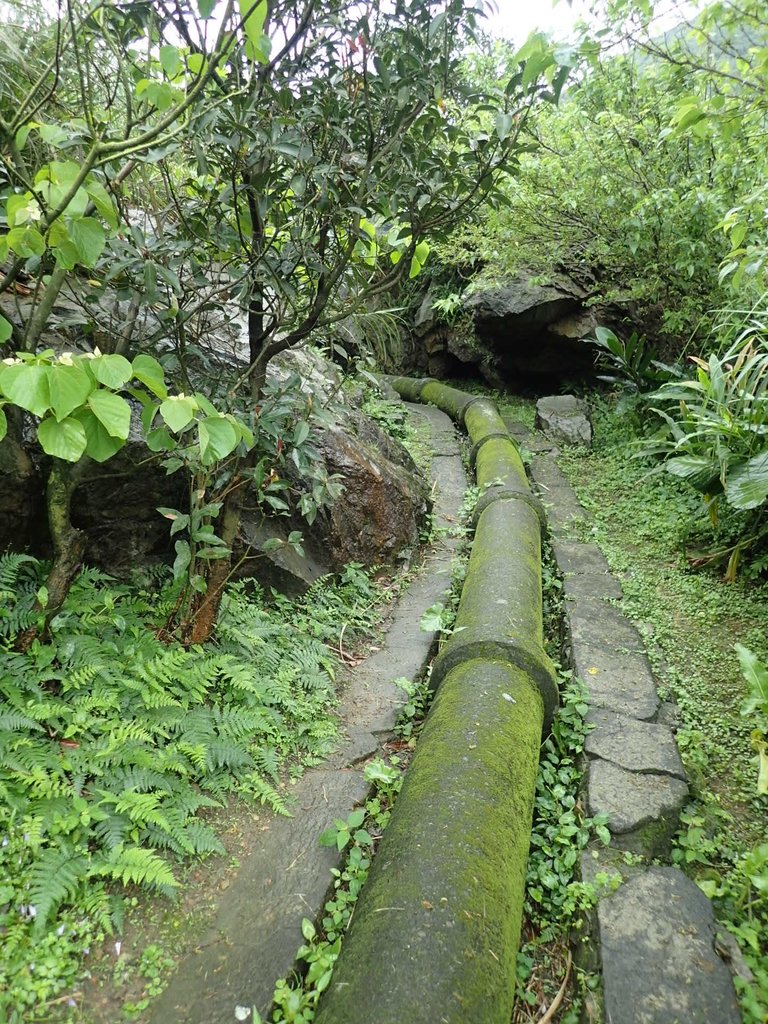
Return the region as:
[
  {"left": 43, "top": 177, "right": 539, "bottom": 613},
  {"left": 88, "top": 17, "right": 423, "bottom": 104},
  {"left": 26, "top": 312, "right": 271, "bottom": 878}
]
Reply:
[
  {"left": 585, "top": 708, "right": 685, "bottom": 779},
  {"left": 598, "top": 868, "right": 742, "bottom": 1024},
  {"left": 587, "top": 758, "right": 688, "bottom": 858}
]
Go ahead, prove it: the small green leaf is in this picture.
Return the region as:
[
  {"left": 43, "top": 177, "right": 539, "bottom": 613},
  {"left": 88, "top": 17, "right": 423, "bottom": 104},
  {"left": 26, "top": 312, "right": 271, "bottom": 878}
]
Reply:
[
  {"left": 0, "top": 406, "right": 6, "bottom": 442},
  {"left": 47, "top": 362, "right": 93, "bottom": 420},
  {"left": 0, "top": 314, "right": 13, "bottom": 343},
  {"left": 88, "top": 390, "right": 131, "bottom": 439},
  {"left": 38, "top": 415, "right": 87, "bottom": 461},
  {"left": 495, "top": 112, "right": 514, "bottom": 141},
  {"left": 347, "top": 808, "right": 365, "bottom": 828},
  {"left": 172, "top": 539, "right": 192, "bottom": 579},
  {"left": 0, "top": 363, "right": 51, "bottom": 416},
  {"left": 187, "top": 52, "right": 205, "bottom": 74},
  {"left": 132, "top": 354, "right": 168, "bottom": 398},
  {"left": 301, "top": 918, "right": 316, "bottom": 941},
  {"left": 293, "top": 421, "right": 310, "bottom": 446},
  {"left": 197, "top": 0, "right": 217, "bottom": 16}
]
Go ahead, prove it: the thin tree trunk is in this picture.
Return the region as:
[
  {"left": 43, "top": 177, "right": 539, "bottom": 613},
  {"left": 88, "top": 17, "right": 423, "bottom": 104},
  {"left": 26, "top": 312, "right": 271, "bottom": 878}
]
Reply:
[{"left": 16, "top": 458, "right": 89, "bottom": 649}]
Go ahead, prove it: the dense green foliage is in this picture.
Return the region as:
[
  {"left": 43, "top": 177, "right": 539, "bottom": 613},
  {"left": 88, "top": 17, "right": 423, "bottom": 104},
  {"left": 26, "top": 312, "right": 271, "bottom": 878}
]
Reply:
[
  {"left": 435, "top": 0, "right": 768, "bottom": 351},
  {"left": 0, "top": 554, "right": 385, "bottom": 1022}
]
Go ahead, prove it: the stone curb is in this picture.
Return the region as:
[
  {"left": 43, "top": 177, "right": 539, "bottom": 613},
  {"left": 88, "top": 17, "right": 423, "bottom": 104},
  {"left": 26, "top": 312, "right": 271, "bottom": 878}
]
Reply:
[
  {"left": 315, "top": 379, "right": 556, "bottom": 1024},
  {"left": 527, "top": 414, "right": 740, "bottom": 1024}
]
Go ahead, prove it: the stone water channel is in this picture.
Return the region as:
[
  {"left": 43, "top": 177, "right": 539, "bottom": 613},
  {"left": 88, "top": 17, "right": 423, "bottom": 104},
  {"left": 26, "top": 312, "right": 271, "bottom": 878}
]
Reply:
[{"left": 151, "top": 382, "right": 740, "bottom": 1024}]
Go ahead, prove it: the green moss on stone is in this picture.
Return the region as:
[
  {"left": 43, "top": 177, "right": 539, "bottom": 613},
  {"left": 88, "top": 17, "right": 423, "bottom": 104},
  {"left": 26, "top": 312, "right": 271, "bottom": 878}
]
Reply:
[
  {"left": 314, "top": 660, "right": 544, "bottom": 1024},
  {"left": 475, "top": 436, "right": 527, "bottom": 492},
  {"left": 463, "top": 399, "right": 507, "bottom": 443},
  {"left": 454, "top": 498, "right": 543, "bottom": 646}
]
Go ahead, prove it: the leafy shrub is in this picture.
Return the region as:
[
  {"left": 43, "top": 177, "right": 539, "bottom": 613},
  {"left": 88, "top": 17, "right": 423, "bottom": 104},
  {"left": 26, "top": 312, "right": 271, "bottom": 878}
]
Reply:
[{"left": 645, "top": 324, "right": 768, "bottom": 576}]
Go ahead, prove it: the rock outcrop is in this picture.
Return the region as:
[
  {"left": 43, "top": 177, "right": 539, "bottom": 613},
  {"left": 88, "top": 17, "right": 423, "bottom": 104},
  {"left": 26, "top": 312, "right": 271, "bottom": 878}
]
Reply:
[
  {"left": 0, "top": 351, "right": 429, "bottom": 593},
  {"left": 416, "top": 275, "right": 600, "bottom": 388}
]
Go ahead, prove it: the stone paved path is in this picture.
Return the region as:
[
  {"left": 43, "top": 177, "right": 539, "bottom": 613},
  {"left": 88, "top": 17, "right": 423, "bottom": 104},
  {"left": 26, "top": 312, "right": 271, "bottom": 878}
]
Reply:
[{"left": 148, "top": 404, "right": 466, "bottom": 1024}]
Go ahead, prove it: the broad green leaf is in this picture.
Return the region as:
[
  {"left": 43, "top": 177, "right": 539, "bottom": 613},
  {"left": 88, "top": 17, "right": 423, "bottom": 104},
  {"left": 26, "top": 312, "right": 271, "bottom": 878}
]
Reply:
[
  {"left": 69, "top": 216, "right": 106, "bottom": 268},
  {"left": 730, "top": 222, "right": 748, "bottom": 249},
  {"left": 146, "top": 426, "right": 176, "bottom": 452},
  {"left": 38, "top": 415, "right": 87, "bottom": 462},
  {"left": 238, "top": 0, "right": 269, "bottom": 63},
  {"left": 6, "top": 193, "right": 36, "bottom": 227},
  {"left": 197, "top": 0, "right": 217, "bottom": 15},
  {"left": 15, "top": 124, "right": 31, "bottom": 152},
  {"left": 47, "top": 160, "right": 81, "bottom": 189},
  {"left": 736, "top": 644, "right": 768, "bottom": 716},
  {"left": 74, "top": 407, "right": 125, "bottom": 462},
  {"left": 132, "top": 354, "right": 168, "bottom": 398},
  {"left": 48, "top": 220, "right": 80, "bottom": 269},
  {"left": 173, "top": 539, "right": 192, "bottom": 579},
  {"left": 293, "top": 421, "right": 310, "bottom": 447},
  {"left": 89, "top": 354, "right": 132, "bottom": 390},
  {"left": 160, "top": 395, "right": 197, "bottom": 433},
  {"left": 85, "top": 180, "right": 118, "bottom": 230},
  {"left": 7, "top": 225, "right": 46, "bottom": 258},
  {"left": 414, "top": 240, "right": 430, "bottom": 264},
  {"left": 37, "top": 123, "right": 68, "bottom": 146},
  {"left": 725, "top": 452, "right": 768, "bottom": 510},
  {"left": 0, "top": 315, "right": 12, "bottom": 343},
  {"left": 420, "top": 602, "right": 445, "bottom": 632},
  {"left": 160, "top": 45, "right": 182, "bottom": 78},
  {"left": 192, "top": 392, "right": 218, "bottom": 417},
  {"left": 187, "top": 52, "right": 205, "bottom": 74},
  {"left": 496, "top": 112, "right": 514, "bottom": 141},
  {"left": 198, "top": 415, "right": 239, "bottom": 462},
  {"left": 88, "top": 390, "right": 131, "bottom": 439},
  {"left": 665, "top": 455, "right": 720, "bottom": 493},
  {"left": 47, "top": 362, "right": 93, "bottom": 420},
  {"left": 0, "top": 406, "right": 6, "bottom": 442},
  {"left": 0, "top": 362, "right": 51, "bottom": 416}
]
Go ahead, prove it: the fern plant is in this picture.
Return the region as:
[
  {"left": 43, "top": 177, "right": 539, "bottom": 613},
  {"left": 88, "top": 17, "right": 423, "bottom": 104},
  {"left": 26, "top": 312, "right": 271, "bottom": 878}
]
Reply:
[{"left": 0, "top": 554, "right": 392, "bottom": 1021}]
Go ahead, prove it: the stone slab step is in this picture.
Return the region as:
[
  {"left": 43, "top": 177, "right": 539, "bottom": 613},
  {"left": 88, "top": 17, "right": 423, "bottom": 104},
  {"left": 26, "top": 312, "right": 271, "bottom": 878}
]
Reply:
[{"left": 598, "top": 867, "right": 741, "bottom": 1024}]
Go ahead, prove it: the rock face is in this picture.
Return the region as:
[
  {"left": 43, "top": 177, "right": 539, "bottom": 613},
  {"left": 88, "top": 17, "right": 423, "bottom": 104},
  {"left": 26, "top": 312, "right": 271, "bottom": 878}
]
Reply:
[
  {"left": 0, "top": 352, "right": 429, "bottom": 592},
  {"left": 0, "top": 434, "right": 42, "bottom": 553},
  {"left": 535, "top": 395, "right": 592, "bottom": 448},
  {"left": 416, "top": 276, "right": 600, "bottom": 387}
]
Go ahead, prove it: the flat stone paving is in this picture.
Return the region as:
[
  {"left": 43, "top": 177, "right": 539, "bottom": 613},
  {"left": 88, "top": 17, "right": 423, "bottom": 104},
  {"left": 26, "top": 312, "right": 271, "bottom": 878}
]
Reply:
[
  {"left": 150, "top": 404, "right": 467, "bottom": 1024},
  {"left": 522, "top": 413, "right": 740, "bottom": 1024}
]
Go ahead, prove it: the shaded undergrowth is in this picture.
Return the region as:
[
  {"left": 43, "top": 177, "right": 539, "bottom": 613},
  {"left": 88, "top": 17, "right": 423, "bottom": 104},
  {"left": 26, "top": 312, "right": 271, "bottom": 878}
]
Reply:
[{"left": 0, "top": 556, "right": 386, "bottom": 1023}]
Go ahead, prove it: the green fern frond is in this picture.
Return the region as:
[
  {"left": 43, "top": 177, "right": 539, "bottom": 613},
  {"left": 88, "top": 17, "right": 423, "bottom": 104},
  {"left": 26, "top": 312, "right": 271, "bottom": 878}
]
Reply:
[
  {"left": 90, "top": 844, "right": 179, "bottom": 895},
  {"left": 28, "top": 845, "right": 90, "bottom": 933},
  {"left": 0, "top": 709, "right": 45, "bottom": 732}
]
